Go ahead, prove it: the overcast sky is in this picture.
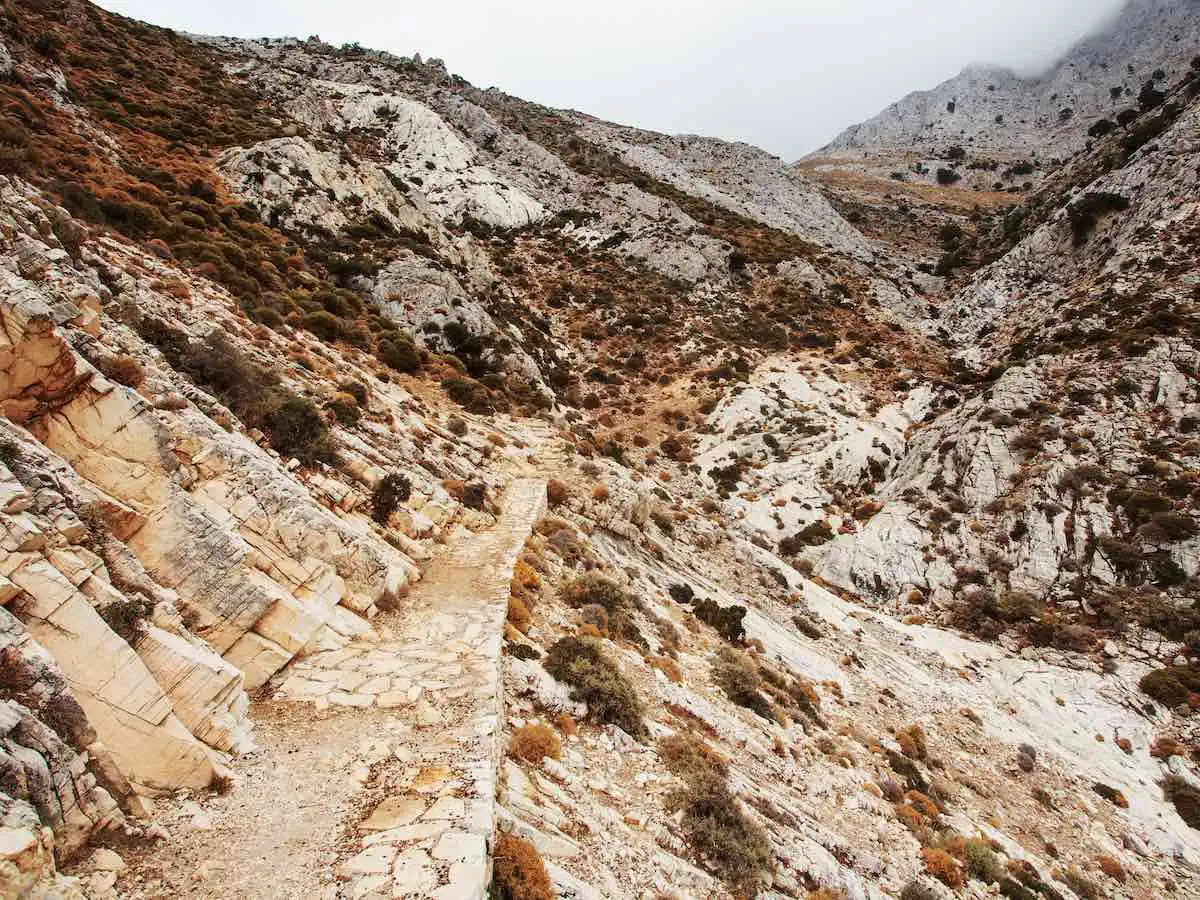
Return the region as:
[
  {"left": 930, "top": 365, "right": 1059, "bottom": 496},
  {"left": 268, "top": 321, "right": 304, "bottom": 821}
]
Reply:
[{"left": 98, "top": 0, "right": 1126, "bottom": 160}]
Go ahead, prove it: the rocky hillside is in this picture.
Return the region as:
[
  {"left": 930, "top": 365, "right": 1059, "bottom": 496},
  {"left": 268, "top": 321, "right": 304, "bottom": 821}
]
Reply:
[
  {"left": 807, "top": 0, "right": 1200, "bottom": 192},
  {"left": 1, "top": 1, "right": 1199, "bottom": 899}
]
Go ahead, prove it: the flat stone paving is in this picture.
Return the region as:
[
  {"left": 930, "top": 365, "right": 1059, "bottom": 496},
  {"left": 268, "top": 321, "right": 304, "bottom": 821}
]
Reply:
[{"left": 275, "top": 476, "right": 548, "bottom": 899}]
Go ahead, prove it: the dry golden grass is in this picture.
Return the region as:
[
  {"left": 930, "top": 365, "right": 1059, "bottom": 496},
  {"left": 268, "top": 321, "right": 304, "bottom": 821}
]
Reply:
[
  {"left": 649, "top": 655, "right": 683, "bottom": 684},
  {"left": 492, "top": 834, "right": 554, "bottom": 900},
  {"left": 798, "top": 158, "right": 1019, "bottom": 212},
  {"left": 509, "top": 723, "right": 561, "bottom": 763}
]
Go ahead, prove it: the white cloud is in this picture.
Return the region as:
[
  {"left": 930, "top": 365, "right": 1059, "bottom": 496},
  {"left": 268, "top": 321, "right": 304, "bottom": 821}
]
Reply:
[{"left": 97, "top": 0, "right": 1127, "bottom": 158}]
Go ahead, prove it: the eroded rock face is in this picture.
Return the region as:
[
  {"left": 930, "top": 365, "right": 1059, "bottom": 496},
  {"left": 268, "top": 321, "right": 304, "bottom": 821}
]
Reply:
[{"left": 0, "top": 173, "right": 508, "bottom": 870}]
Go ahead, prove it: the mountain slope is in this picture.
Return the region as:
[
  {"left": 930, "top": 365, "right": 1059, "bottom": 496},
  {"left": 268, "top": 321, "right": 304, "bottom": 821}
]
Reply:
[
  {"left": 0, "top": 2, "right": 1199, "bottom": 899},
  {"left": 809, "top": 0, "right": 1200, "bottom": 191}
]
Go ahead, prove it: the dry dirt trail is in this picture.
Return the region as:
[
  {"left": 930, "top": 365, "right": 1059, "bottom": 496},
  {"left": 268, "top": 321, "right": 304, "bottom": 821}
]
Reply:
[{"left": 114, "top": 426, "right": 568, "bottom": 900}]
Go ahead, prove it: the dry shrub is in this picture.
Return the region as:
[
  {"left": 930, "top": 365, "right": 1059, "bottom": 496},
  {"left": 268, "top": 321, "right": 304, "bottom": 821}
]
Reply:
[
  {"left": 1096, "top": 854, "right": 1125, "bottom": 882},
  {"left": 897, "top": 724, "right": 928, "bottom": 760},
  {"left": 560, "top": 573, "right": 642, "bottom": 644},
  {"left": 512, "top": 559, "right": 542, "bottom": 593},
  {"left": 649, "top": 655, "right": 683, "bottom": 684},
  {"left": 592, "top": 483, "right": 610, "bottom": 501},
  {"left": 543, "top": 637, "right": 646, "bottom": 739},
  {"left": 964, "top": 837, "right": 1002, "bottom": 883},
  {"left": 98, "top": 354, "right": 146, "bottom": 388},
  {"left": 921, "top": 847, "right": 964, "bottom": 889},
  {"left": 658, "top": 733, "right": 728, "bottom": 783},
  {"left": 904, "top": 791, "right": 940, "bottom": 818},
  {"left": 712, "top": 646, "right": 771, "bottom": 719},
  {"left": 659, "top": 733, "right": 773, "bottom": 894},
  {"left": 492, "top": 833, "right": 554, "bottom": 900},
  {"left": 510, "top": 723, "right": 561, "bottom": 762},
  {"left": 895, "top": 803, "right": 925, "bottom": 832},
  {"left": 546, "top": 479, "right": 568, "bottom": 507},
  {"left": 899, "top": 881, "right": 941, "bottom": 900},
  {"left": 507, "top": 595, "right": 531, "bottom": 633},
  {"left": 556, "top": 714, "right": 577, "bottom": 737},
  {"left": 1061, "top": 867, "right": 1100, "bottom": 900}
]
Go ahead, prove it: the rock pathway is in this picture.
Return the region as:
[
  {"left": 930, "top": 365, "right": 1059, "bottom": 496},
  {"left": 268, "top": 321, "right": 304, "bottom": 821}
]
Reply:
[
  {"left": 117, "top": 474, "right": 549, "bottom": 899},
  {"left": 276, "top": 476, "right": 547, "bottom": 899}
]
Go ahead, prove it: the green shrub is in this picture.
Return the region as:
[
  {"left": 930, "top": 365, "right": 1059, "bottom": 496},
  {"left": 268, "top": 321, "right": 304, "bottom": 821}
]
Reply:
[
  {"left": 462, "top": 481, "right": 487, "bottom": 511},
  {"left": 300, "top": 310, "right": 341, "bottom": 341},
  {"left": 98, "top": 597, "right": 152, "bottom": 644},
  {"left": 560, "top": 573, "right": 643, "bottom": 643},
  {"left": 662, "top": 734, "right": 773, "bottom": 895},
  {"left": 339, "top": 380, "right": 369, "bottom": 405},
  {"left": 543, "top": 637, "right": 646, "bottom": 739},
  {"left": 712, "top": 646, "right": 771, "bottom": 719},
  {"left": 443, "top": 375, "right": 493, "bottom": 412},
  {"left": 252, "top": 306, "right": 284, "bottom": 327},
  {"left": 964, "top": 837, "right": 1003, "bottom": 883},
  {"left": 325, "top": 391, "right": 360, "bottom": 425},
  {"left": 692, "top": 597, "right": 747, "bottom": 643},
  {"left": 1163, "top": 775, "right": 1200, "bottom": 829},
  {"left": 378, "top": 336, "right": 421, "bottom": 373},
  {"left": 778, "top": 520, "right": 833, "bottom": 553},
  {"left": 1067, "top": 192, "right": 1130, "bottom": 246},
  {"left": 1139, "top": 664, "right": 1200, "bottom": 707},
  {"left": 370, "top": 472, "right": 411, "bottom": 525},
  {"left": 136, "top": 326, "right": 336, "bottom": 466},
  {"left": 264, "top": 396, "right": 336, "bottom": 465}
]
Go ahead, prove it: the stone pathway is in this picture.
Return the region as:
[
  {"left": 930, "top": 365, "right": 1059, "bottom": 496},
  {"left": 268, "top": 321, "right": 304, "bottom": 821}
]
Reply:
[
  {"left": 117, "top": 474, "right": 550, "bottom": 899},
  {"left": 272, "top": 476, "right": 547, "bottom": 899}
]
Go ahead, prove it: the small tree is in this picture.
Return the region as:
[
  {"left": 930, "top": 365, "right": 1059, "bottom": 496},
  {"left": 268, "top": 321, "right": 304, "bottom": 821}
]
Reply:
[{"left": 370, "top": 472, "right": 411, "bottom": 525}]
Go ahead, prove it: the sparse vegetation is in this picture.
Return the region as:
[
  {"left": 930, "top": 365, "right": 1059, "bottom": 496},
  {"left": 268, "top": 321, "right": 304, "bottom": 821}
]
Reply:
[
  {"left": 659, "top": 733, "right": 774, "bottom": 895},
  {"left": 712, "top": 646, "right": 772, "bottom": 719},
  {"left": 138, "top": 325, "right": 336, "bottom": 465},
  {"left": 543, "top": 637, "right": 646, "bottom": 739}
]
